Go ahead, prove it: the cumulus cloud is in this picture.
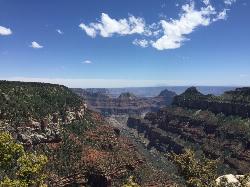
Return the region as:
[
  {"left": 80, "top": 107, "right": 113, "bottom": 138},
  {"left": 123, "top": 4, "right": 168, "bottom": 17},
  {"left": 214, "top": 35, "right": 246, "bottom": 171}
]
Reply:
[
  {"left": 132, "top": 39, "right": 149, "bottom": 48},
  {"left": 56, "top": 29, "right": 63, "bottom": 34},
  {"left": 79, "top": 23, "right": 97, "bottom": 38},
  {"left": 79, "top": 13, "right": 146, "bottom": 37},
  {"left": 151, "top": 2, "right": 217, "bottom": 50},
  {"left": 81, "top": 60, "right": 92, "bottom": 64},
  {"left": 0, "top": 26, "right": 12, "bottom": 36},
  {"left": 30, "top": 41, "right": 43, "bottom": 49},
  {"left": 79, "top": 0, "right": 237, "bottom": 51}
]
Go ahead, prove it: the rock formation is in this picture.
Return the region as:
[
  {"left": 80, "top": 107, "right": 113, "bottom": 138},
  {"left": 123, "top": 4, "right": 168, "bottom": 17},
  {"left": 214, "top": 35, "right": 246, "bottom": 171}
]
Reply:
[
  {"left": 72, "top": 88, "right": 176, "bottom": 116},
  {"left": 173, "top": 87, "right": 250, "bottom": 118},
  {"left": 128, "top": 87, "right": 250, "bottom": 174}
]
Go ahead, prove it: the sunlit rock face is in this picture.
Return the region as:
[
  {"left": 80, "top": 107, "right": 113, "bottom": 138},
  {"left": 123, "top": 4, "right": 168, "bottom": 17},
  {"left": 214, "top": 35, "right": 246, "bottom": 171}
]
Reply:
[{"left": 72, "top": 88, "right": 176, "bottom": 116}]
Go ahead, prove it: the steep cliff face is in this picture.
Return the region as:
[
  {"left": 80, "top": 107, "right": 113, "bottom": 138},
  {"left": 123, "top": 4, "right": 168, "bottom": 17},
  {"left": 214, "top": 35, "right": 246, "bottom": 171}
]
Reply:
[
  {"left": 173, "top": 87, "right": 250, "bottom": 118},
  {"left": 73, "top": 88, "right": 176, "bottom": 116},
  {"left": 128, "top": 87, "right": 250, "bottom": 174}
]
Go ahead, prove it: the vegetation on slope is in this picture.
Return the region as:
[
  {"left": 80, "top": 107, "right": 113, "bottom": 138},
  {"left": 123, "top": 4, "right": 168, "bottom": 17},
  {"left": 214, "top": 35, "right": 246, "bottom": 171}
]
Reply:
[
  {"left": 40, "top": 111, "right": 97, "bottom": 179},
  {"left": 169, "top": 149, "right": 218, "bottom": 187},
  {"left": 0, "top": 81, "right": 171, "bottom": 186},
  {"left": 160, "top": 106, "right": 250, "bottom": 143},
  {"left": 174, "top": 86, "right": 250, "bottom": 104},
  {"left": 0, "top": 80, "right": 83, "bottom": 123},
  {"left": 0, "top": 132, "right": 47, "bottom": 186},
  {"left": 170, "top": 149, "right": 250, "bottom": 187},
  {"left": 222, "top": 87, "right": 250, "bottom": 103}
]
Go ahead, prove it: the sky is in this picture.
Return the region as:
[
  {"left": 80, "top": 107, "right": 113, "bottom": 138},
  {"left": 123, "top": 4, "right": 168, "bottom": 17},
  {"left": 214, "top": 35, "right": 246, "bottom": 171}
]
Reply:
[{"left": 0, "top": 0, "right": 249, "bottom": 88}]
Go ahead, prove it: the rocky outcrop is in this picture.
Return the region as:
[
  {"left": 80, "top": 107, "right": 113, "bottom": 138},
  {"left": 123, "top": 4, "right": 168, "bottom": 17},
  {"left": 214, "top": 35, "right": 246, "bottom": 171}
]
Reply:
[
  {"left": 118, "top": 92, "right": 137, "bottom": 100},
  {"left": 17, "top": 123, "right": 61, "bottom": 146},
  {"left": 73, "top": 88, "right": 176, "bottom": 116},
  {"left": 216, "top": 174, "right": 250, "bottom": 186},
  {"left": 0, "top": 80, "right": 88, "bottom": 148},
  {"left": 173, "top": 87, "right": 250, "bottom": 118},
  {"left": 0, "top": 103, "right": 87, "bottom": 148}
]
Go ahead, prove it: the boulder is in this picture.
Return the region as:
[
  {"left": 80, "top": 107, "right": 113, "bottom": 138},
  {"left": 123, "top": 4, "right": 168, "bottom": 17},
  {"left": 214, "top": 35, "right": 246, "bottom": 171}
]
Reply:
[{"left": 216, "top": 174, "right": 250, "bottom": 186}]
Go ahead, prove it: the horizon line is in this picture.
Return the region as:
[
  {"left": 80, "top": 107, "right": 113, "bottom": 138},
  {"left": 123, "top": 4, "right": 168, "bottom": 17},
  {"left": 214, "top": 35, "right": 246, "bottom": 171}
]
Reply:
[{"left": 0, "top": 77, "right": 248, "bottom": 89}]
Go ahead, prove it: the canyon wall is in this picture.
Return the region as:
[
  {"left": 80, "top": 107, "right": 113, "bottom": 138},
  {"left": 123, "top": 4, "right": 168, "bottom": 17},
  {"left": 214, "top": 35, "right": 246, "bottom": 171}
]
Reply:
[
  {"left": 73, "top": 88, "right": 176, "bottom": 116},
  {"left": 128, "top": 87, "right": 250, "bottom": 174},
  {"left": 173, "top": 87, "right": 250, "bottom": 118}
]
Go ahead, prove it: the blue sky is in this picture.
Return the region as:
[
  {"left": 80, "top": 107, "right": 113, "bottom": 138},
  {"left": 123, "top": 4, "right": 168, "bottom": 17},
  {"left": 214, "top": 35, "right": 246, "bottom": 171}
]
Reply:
[{"left": 0, "top": 0, "right": 249, "bottom": 88}]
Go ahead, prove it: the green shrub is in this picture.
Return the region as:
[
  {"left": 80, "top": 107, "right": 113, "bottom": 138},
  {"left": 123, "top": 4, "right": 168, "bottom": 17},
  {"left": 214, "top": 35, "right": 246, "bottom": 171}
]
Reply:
[
  {"left": 0, "top": 132, "right": 47, "bottom": 186},
  {"left": 169, "top": 149, "right": 218, "bottom": 187},
  {"left": 122, "top": 176, "right": 140, "bottom": 187}
]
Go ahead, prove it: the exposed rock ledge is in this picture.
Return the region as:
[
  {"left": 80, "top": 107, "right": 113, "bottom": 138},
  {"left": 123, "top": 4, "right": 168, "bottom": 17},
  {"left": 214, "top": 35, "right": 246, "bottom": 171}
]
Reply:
[{"left": 0, "top": 104, "right": 87, "bottom": 148}]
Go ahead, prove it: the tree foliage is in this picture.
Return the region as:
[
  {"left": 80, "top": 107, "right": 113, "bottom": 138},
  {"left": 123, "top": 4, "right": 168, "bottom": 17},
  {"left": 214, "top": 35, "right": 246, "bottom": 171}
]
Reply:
[
  {"left": 0, "top": 80, "right": 83, "bottom": 123},
  {"left": 169, "top": 149, "right": 250, "bottom": 187},
  {"left": 122, "top": 176, "right": 140, "bottom": 187},
  {"left": 169, "top": 149, "right": 218, "bottom": 187},
  {"left": 0, "top": 132, "right": 47, "bottom": 186}
]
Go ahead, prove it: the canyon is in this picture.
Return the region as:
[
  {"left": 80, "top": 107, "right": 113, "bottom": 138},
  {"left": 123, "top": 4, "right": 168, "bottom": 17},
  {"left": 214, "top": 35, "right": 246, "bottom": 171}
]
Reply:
[
  {"left": 72, "top": 88, "right": 177, "bottom": 116},
  {"left": 0, "top": 81, "right": 178, "bottom": 186},
  {"left": 1, "top": 80, "right": 250, "bottom": 186},
  {"left": 128, "top": 87, "right": 250, "bottom": 175}
]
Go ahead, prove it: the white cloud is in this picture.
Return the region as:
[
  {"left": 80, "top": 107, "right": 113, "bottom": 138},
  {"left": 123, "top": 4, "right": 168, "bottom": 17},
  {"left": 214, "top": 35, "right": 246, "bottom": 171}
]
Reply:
[
  {"left": 147, "top": 23, "right": 162, "bottom": 36},
  {"left": 79, "top": 13, "right": 146, "bottom": 37},
  {"left": 151, "top": 2, "right": 217, "bottom": 50},
  {"left": 79, "top": 23, "right": 97, "bottom": 38},
  {"left": 224, "top": 0, "right": 236, "bottom": 5},
  {"left": 30, "top": 41, "right": 43, "bottom": 49},
  {"left": 132, "top": 39, "right": 149, "bottom": 48},
  {"left": 56, "top": 29, "right": 63, "bottom": 34},
  {"left": 79, "top": 1, "right": 236, "bottom": 51},
  {"left": 213, "top": 9, "right": 228, "bottom": 21},
  {"left": 0, "top": 26, "right": 12, "bottom": 36},
  {"left": 82, "top": 60, "right": 92, "bottom": 64},
  {"left": 203, "top": 0, "right": 210, "bottom": 6}
]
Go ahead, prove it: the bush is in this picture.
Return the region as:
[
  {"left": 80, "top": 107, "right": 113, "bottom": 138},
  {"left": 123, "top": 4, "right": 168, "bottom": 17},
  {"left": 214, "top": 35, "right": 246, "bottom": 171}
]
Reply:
[
  {"left": 0, "top": 132, "right": 47, "bottom": 186},
  {"left": 169, "top": 149, "right": 218, "bottom": 187},
  {"left": 122, "top": 176, "right": 140, "bottom": 187}
]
